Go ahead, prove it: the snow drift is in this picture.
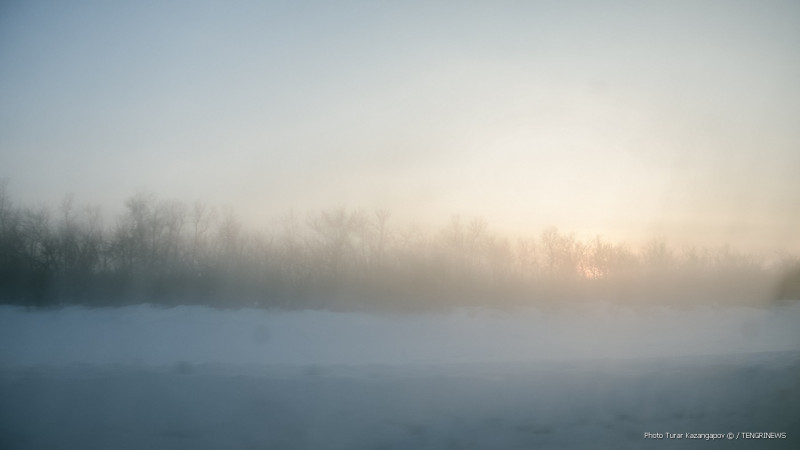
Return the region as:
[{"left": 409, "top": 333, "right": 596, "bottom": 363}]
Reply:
[
  {"left": 2, "top": 303, "right": 799, "bottom": 449},
  {"left": 2, "top": 302, "right": 798, "bottom": 367}
]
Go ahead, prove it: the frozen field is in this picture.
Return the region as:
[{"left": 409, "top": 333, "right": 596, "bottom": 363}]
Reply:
[{"left": 1, "top": 303, "right": 799, "bottom": 448}]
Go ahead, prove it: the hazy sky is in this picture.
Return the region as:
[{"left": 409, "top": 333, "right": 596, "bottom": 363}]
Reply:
[{"left": 2, "top": 0, "right": 799, "bottom": 251}]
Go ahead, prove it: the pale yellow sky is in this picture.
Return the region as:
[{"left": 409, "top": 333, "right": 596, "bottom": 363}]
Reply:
[{"left": 1, "top": 0, "right": 798, "bottom": 252}]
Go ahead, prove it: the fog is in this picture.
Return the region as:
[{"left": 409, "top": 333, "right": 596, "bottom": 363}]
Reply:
[
  {"left": 2, "top": 0, "right": 800, "bottom": 252},
  {"left": 2, "top": 184, "right": 798, "bottom": 311},
  {"left": 1, "top": 304, "right": 799, "bottom": 448},
  {"left": 2, "top": 185, "right": 798, "bottom": 447},
  {"left": 2, "top": 1, "right": 800, "bottom": 447},
  {"left": 2, "top": 303, "right": 800, "bottom": 367}
]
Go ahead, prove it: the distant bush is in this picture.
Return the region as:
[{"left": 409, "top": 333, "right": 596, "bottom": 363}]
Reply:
[
  {"left": 0, "top": 181, "right": 793, "bottom": 311},
  {"left": 776, "top": 264, "right": 800, "bottom": 301}
]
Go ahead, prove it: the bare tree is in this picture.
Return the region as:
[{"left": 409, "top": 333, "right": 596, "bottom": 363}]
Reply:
[
  {"left": 190, "top": 201, "right": 217, "bottom": 265},
  {"left": 368, "top": 209, "right": 391, "bottom": 269},
  {"left": 307, "top": 208, "right": 367, "bottom": 278},
  {"left": 159, "top": 199, "right": 187, "bottom": 265}
]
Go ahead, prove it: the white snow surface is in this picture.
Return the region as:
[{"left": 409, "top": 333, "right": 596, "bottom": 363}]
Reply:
[
  {"left": 2, "top": 302, "right": 799, "bottom": 449},
  {"left": 2, "top": 302, "right": 799, "bottom": 367}
]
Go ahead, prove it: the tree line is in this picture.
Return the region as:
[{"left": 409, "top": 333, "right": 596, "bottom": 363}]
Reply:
[{"left": 0, "top": 181, "right": 796, "bottom": 311}]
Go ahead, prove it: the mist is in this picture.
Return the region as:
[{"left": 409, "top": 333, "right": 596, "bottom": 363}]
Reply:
[
  {"left": 2, "top": 302, "right": 799, "bottom": 448},
  {"left": 2, "top": 1, "right": 799, "bottom": 448},
  {"left": 2, "top": 0, "right": 800, "bottom": 253},
  {"left": 1, "top": 183, "right": 797, "bottom": 311},
  {"left": 1, "top": 183, "right": 799, "bottom": 447}
]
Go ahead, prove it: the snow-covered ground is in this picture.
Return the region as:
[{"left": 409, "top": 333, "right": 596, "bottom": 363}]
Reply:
[
  {"left": 2, "top": 302, "right": 799, "bottom": 366},
  {"left": 1, "top": 302, "right": 799, "bottom": 448}
]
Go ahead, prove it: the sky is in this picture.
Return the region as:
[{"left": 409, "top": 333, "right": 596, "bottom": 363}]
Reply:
[{"left": 1, "top": 0, "right": 799, "bottom": 252}]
